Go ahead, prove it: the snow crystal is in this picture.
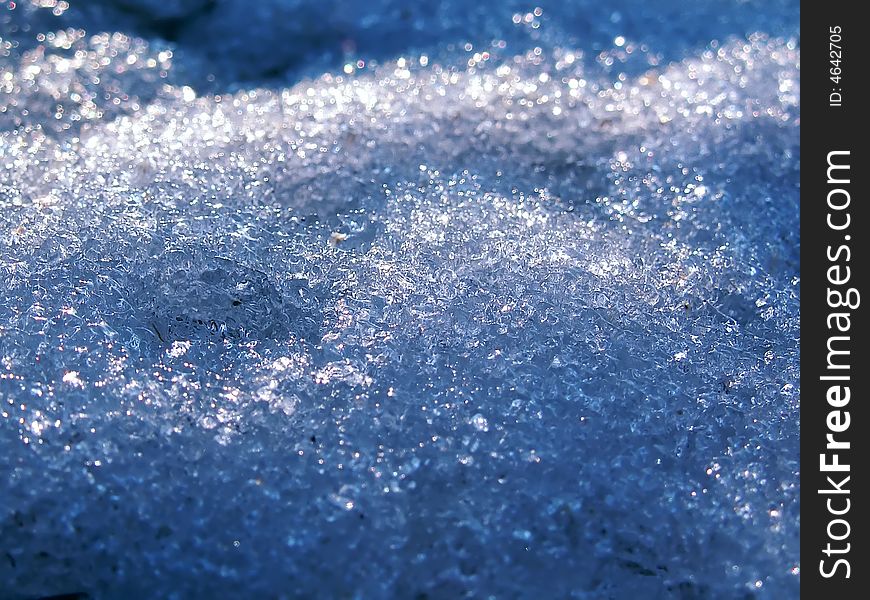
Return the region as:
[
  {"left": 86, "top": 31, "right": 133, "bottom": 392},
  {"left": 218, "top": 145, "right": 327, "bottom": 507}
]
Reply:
[{"left": 1, "top": 0, "right": 799, "bottom": 598}]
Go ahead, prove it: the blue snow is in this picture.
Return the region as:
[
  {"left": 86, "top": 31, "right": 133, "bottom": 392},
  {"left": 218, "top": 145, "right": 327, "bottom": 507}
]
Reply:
[{"left": 0, "top": 1, "right": 800, "bottom": 598}]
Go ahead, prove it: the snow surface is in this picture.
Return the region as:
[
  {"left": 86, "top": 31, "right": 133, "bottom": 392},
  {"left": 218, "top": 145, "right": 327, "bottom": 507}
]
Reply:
[{"left": 1, "top": 1, "right": 799, "bottom": 597}]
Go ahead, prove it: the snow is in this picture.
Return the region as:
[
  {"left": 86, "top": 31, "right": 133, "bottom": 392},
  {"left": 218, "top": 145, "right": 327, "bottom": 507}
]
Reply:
[{"left": 1, "top": 0, "right": 799, "bottom": 597}]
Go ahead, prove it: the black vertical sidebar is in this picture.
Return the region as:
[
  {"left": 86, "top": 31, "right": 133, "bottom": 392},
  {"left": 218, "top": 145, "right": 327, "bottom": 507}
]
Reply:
[{"left": 802, "top": 3, "right": 867, "bottom": 598}]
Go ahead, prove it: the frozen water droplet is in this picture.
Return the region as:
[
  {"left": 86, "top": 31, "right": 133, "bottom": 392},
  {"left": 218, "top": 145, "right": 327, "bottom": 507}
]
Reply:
[{"left": 471, "top": 413, "right": 489, "bottom": 432}]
